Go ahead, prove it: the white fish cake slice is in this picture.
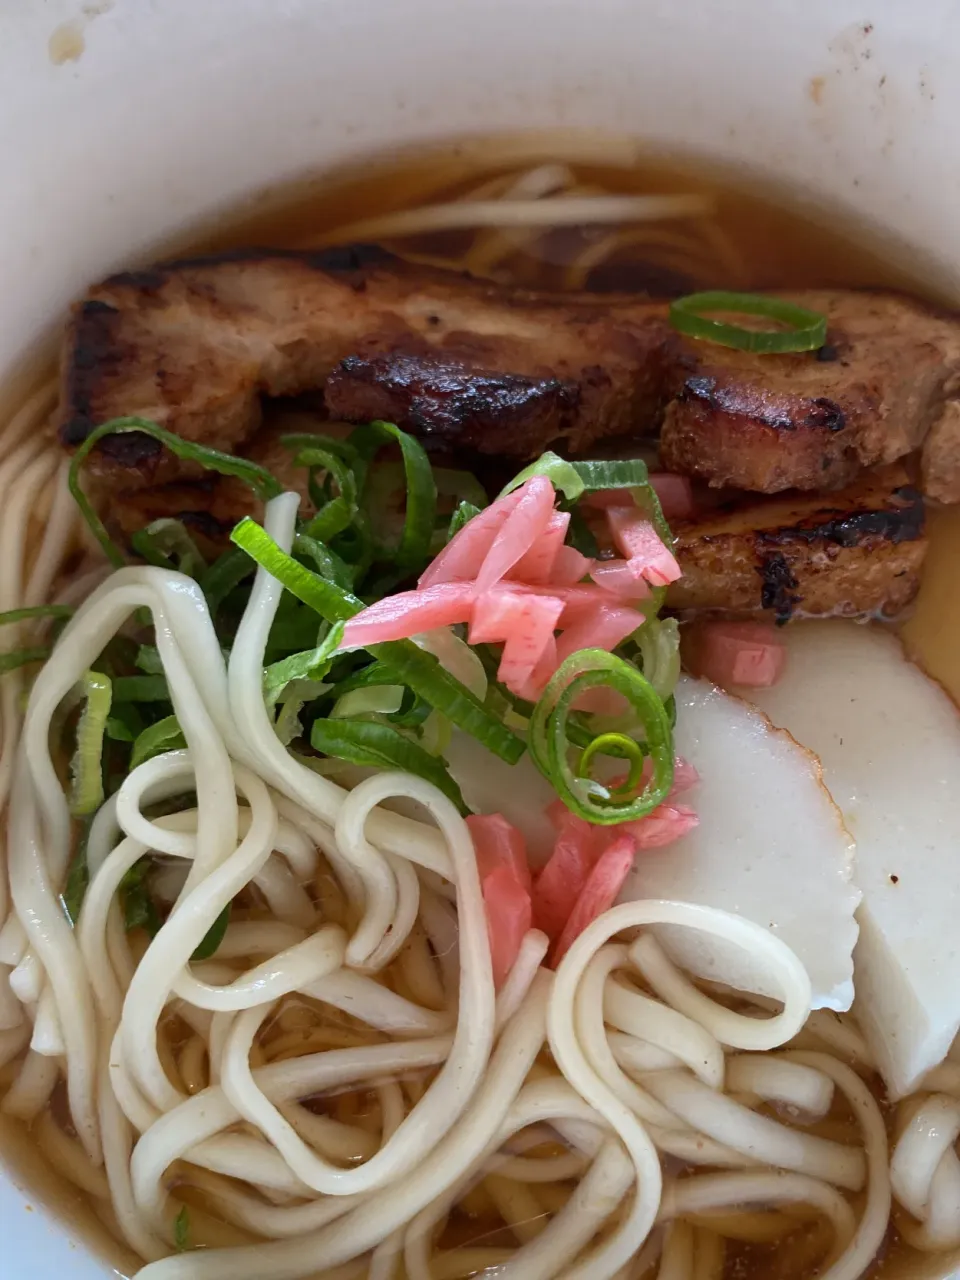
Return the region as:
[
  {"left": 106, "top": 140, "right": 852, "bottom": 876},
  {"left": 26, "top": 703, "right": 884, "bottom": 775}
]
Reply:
[
  {"left": 749, "top": 621, "right": 960, "bottom": 1098},
  {"left": 622, "top": 676, "right": 859, "bottom": 1013}
]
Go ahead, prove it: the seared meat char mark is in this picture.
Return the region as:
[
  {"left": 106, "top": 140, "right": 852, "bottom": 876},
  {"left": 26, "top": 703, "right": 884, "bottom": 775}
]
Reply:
[
  {"left": 666, "top": 464, "right": 927, "bottom": 621},
  {"left": 57, "top": 246, "right": 960, "bottom": 500},
  {"left": 324, "top": 354, "right": 582, "bottom": 458}
]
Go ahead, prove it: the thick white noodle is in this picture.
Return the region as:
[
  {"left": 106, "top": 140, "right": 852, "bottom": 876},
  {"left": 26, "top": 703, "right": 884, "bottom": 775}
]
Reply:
[{"left": 0, "top": 474, "right": 916, "bottom": 1280}]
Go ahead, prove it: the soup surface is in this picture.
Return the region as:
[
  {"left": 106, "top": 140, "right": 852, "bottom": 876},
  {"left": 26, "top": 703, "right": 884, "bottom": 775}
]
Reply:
[{"left": 2, "top": 134, "right": 959, "bottom": 1280}]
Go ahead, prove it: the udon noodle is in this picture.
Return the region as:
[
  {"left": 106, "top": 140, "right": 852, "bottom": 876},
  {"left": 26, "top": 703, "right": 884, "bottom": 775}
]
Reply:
[{"left": 0, "top": 153, "right": 957, "bottom": 1280}]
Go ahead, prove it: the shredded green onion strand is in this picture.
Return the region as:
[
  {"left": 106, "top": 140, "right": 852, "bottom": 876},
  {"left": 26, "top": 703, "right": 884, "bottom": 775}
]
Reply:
[
  {"left": 62, "top": 821, "right": 92, "bottom": 925},
  {"left": 567, "top": 508, "right": 600, "bottom": 559},
  {"left": 0, "top": 646, "right": 50, "bottom": 673},
  {"left": 130, "top": 715, "right": 186, "bottom": 769},
  {"left": 294, "top": 532, "right": 356, "bottom": 591},
  {"left": 432, "top": 467, "right": 488, "bottom": 509},
  {"left": 232, "top": 518, "right": 524, "bottom": 763},
  {"left": 529, "top": 649, "right": 673, "bottom": 824},
  {"left": 68, "top": 417, "right": 285, "bottom": 567},
  {"left": 274, "top": 681, "right": 328, "bottom": 746},
  {"left": 498, "top": 450, "right": 584, "bottom": 502},
  {"left": 367, "top": 640, "right": 524, "bottom": 765},
  {"left": 192, "top": 904, "right": 231, "bottom": 960},
  {"left": 135, "top": 645, "right": 164, "bottom": 675},
  {"left": 353, "top": 420, "right": 438, "bottom": 570},
  {"left": 263, "top": 623, "right": 344, "bottom": 710},
  {"left": 199, "top": 548, "right": 256, "bottom": 617},
  {"left": 633, "top": 616, "right": 682, "bottom": 701},
  {"left": 280, "top": 432, "right": 366, "bottom": 489},
  {"left": 289, "top": 443, "right": 359, "bottom": 544},
  {"left": 70, "top": 670, "right": 113, "bottom": 816},
  {"left": 131, "top": 519, "right": 207, "bottom": 578},
  {"left": 120, "top": 859, "right": 163, "bottom": 937},
  {"left": 174, "top": 1206, "right": 190, "bottom": 1254},
  {"left": 232, "top": 517, "right": 363, "bottom": 622},
  {"left": 310, "top": 717, "right": 467, "bottom": 813},
  {"left": 105, "top": 703, "right": 144, "bottom": 743},
  {"left": 447, "top": 501, "right": 482, "bottom": 542},
  {"left": 331, "top": 685, "right": 404, "bottom": 719},
  {"left": 112, "top": 675, "right": 170, "bottom": 703},
  {"left": 0, "top": 605, "right": 73, "bottom": 626},
  {"left": 571, "top": 458, "right": 650, "bottom": 492},
  {"left": 669, "top": 291, "right": 828, "bottom": 354},
  {"left": 413, "top": 628, "right": 488, "bottom": 702}
]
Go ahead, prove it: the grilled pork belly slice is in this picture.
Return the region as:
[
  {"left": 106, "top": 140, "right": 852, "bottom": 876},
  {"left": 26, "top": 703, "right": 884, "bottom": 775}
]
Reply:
[
  {"left": 660, "top": 291, "right": 960, "bottom": 495},
  {"left": 58, "top": 247, "right": 960, "bottom": 501},
  {"left": 665, "top": 464, "right": 926, "bottom": 621},
  {"left": 59, "top": 245, "right": 671, "bottom": 489}
]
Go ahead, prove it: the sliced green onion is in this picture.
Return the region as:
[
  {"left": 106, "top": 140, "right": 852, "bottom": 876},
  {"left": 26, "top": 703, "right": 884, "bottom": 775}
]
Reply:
[
  {"left": 120, "top": 858, "right": 162, "bottom": 937},
  {"left": 311, "top": 716, "right": 466, "bottom": 813},
  {"left": 331, "top": 685, "right": 404, "bottom": 719},
  {"left": 199, "top": 547, "right": 256, "bottom": 617},
  {"left": 61, "top": 820, "right": 92, "bottom": 925},
  {"left": 571, "top": 458, "right": 650, "bottom": 492},
  {"left": 174, "top": 1205, "right": 190, "bottom": 1253},
  {"left": 232, "top": 517, "right": 364, "bottom": 622},
  {"left": 281, "top": 432, "right": 366, "bottom": 489},
  {"left": 112, "top": 675, "right": 170, "bottom": 703},
  {"left": 131, "top": 518, "right": 207, "bottom": 578},
  {"left": 0, "top": 605, "right": 73, "bottom": 626},
  {"left": 419, "top": 709, "right": 452, "bottom": 757},
  {"left": 529, "top": 649, "right": 673, "bottom": 824},
  {"left": 352, "top": 420, "right": 437, "bottom": 570},
  {"left": 329, "top": 661, "right": 405, "bottom": 698},
  {"left": 68, "top": 417, "right": 285, "bottom": 567},
  {"left": 70, "top": 670, "right": 112, "bottom": 815},
  {"left": 274, "top": 680, "right": 328, "bottom": 746},
  {"left": 233, "top": 518, "right": 524, "bottom": 764},
  {"left": 263, "top": 622, "right": 344, "bottom": 709},
  {"left": 290, "top": 443, "right": 359, "bottom": 543},
  {"left": 192, "top": 904, "right": 231, "bottom": 960},
  {"left": 367, "top": 641, "right": 524, "bottom": 766},
  {"left": 306, "top": 495, "right": 355, "bottom": 544},
  {"left": 413, "top": 628, "right": 487, "bottom": 701},
  {"left": 390, "top": 688, "right": 434, "bottom": 731},
  {"left": 669, "top": 291, "right": 827, "bottom": 354},
  {"left": 135, "top": 645, "right": 164, "bottom": 675},
  {"left": 105, "top": 702, "right": 144, "bottom": 743},
  {"left": 294, "top": 532, "right": 356, "bottom": 591},
  {"left": 0, "top": 646, "right": 50, "bottom": 673},
  {"left": 266, "top": 595, "right": 327, "bottom": 659},
  {"left": 433, "top": 467, "right": 488, "bottom": 509},
  {"left": 567, "top": 508, "right": 600, "bottom": 558},
  {"left": 447, "top": 500, "right": 482, "bottom": 542},
  {"left": 105, "top": 716, "right": 134, "bottom": 743},
  {"left": 632, "top": 616, "right": 681, "bottom": 701},
  {"left": 131, "top": 715, "right": 186, "bottom": 769},
  {"left": 499, "top": 450, "right": 585, "bottom": 503},
  {"left": 577, "top": 733, "right": 647, "bottom": 797}
]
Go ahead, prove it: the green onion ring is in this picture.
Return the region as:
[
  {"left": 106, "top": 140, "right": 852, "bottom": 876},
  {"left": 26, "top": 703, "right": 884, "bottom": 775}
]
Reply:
[
  {"left": 69, "top": 417, "right": 284, "bottom": 567},
  {"left": 669, "top": 291, "right": 827, "bottom": 354},
  {"left": 530, "top": 649, "right": 673, "bottom": 824},
  {"left": 577, "top": 732, "right": 646, "bottom": 797}
]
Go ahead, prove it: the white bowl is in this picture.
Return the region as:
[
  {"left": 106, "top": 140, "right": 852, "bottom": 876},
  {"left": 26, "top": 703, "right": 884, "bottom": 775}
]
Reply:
[{"left": 2, "top": 0, "right": 959, "bottom": 1274}]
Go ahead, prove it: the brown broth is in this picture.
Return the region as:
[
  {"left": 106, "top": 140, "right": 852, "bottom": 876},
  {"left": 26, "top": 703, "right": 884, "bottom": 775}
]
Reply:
[{"left": 3, "top": 132, "right": 960, "bottom": 1280}]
